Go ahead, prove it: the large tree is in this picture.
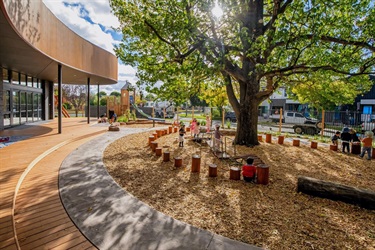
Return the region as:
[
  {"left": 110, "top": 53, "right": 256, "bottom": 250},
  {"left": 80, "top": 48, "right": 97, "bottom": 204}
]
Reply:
[{"left": 110, "top": 0, "right": 375, "bottom": 146}]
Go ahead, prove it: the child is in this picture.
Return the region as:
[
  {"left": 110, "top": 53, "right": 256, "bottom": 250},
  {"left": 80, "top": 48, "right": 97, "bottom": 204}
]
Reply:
[
  {"left": 341, "top": 127, "right": 351, "bottom": 153},
  {"left": 206, "top": 115, "right": 211, "bottom": 133},
  {"left": 359, "top": 131, "right": 373, "bottom": 160},
  {"left": 242, "top": 157, "right": 256, "bottom": 182},
  {"left": 190, "top": 118, "right": 197, "bottom": 137},
  {"left": 331, "top": 131, "right": 340, "bottom": 145},
  {"left": 179, "top": 125, "right": 186, "bottom": 147},
  {"left": 194, "top": 122, "right": 200, "bottom": 138}
]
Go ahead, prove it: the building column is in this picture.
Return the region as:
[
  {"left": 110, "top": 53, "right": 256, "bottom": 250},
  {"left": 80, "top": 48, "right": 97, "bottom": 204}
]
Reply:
[
  {"left": 58, "top": 64, "right": 62, "bottom": 134},
  {"left": 97, "top": 85, "right": 100, "bottom": 119},
  {"left": 0, "top": 69, "right": 3, "bottom": 131},
  {"left": 87, "top": 77, "right": 90, "bottom": 124}
]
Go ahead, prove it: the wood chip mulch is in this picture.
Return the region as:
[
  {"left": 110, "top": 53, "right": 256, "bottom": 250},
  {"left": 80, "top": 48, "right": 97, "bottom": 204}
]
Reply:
[{"left": 103, "top": 124, "right": 375, "bottom": 250}]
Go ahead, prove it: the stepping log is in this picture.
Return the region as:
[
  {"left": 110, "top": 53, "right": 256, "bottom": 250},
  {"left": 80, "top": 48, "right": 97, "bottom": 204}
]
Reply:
[
  {"left": 311, "top": 141, "right": 318, "bottom": 149},
  {"left": 229, "top": 167, "right": 240, "bottom": 180},
  {"left": 293, "top": 139, "right": 300, "bottom": 147},
  {"left": 257, "top": 135, "right": 263, "bottom": 142},
  {"left": 155, "top": 147, "right": 162, "bottom": 156},
  {"left": 151, "top": 142, "right": 158, "bottom": 152},
  {"left": 330, "top": 144, "right": 338, "bottom": 151},
  {"left": 265, "top": 134, "right": 272, "bottom": 143},
  {"left": 278, "top": 135, "right": 284, "bottom": 145},
  {"left": 191, "top": 155, "right": 201, "bottom": 173},
  {"left": 168, "top": 126, "right": 173, "bottom": 133},
  {"left": 297, "top": 176, "right": 375, "bottom": 210},
  {"left": 208, "top": 164, "right": 217, "bottom": 177},
  {"left": 174, "top": 157, "right": 182, "bottom": 167},
  {"left": 152, "top": 132, "right": 158, "bottom": 139},
  {"left": 257, "top": 164, "right": 269, "bottom": 185},
  {"left": 163, "top": 151, "right": 170, "bottom": 162},
  {"left": 148, "top": 136, "right": 155, "bottom": 146}
]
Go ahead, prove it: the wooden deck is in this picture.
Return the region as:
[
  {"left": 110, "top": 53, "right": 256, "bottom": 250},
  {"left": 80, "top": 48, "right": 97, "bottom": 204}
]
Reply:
[{"left": 0, "top": 119, "right": 106, "bottom": 250}]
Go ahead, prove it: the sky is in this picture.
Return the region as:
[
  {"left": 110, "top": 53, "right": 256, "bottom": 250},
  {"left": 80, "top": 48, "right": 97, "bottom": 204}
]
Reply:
[{"left": 43, "top": 0, "right": 136, "bottom": 94}]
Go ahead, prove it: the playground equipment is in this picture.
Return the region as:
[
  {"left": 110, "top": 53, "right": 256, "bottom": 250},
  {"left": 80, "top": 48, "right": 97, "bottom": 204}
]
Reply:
[
  {"left": 131, "top": 104, "right": 165, "bottom": 122},
  {"left": 54, "top": 95, "right": 70, "bottom": 118}
]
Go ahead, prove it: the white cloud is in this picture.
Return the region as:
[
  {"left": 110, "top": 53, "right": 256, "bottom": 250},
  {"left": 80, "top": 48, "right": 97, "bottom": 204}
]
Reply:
[{"left": 43, "top": 0, "right": 136, "bottom": 94}]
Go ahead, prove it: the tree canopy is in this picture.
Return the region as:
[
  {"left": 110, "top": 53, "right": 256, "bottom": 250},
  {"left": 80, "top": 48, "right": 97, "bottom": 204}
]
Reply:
[{"left": 110, "top": 0, "right": 375, "bottom": 145}]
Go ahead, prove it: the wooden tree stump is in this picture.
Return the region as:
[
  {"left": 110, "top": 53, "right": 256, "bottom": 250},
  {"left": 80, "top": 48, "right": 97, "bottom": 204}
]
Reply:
[
  {"left": 311, "top": 141, "right": 318, "bottom": 149},
  {"left": 191, "top": 155, "right": 201, "bottom": 172},
  {"left": 168, "top": 126, "right": 173, "bottom": 133},
  {"left": 293, "top": 139, "right": 300, "bottom": 147},
  {"left": 148, "top": 136, "right": 155, "bottom": 145},
  {"left": 229, "top": 167, "right": 240, "bottom": 180},
  {"left": 155, "top": 147, "right": 162, "bottom": 156},
  {"left": 152, "top": 132, "right": 158, "bottom": 139},
  {"left": 151, "top": 142, "right": 158, "bottom": 152},
  {"left": 257, "top": 164, "right": 269, "bottom": 185},
  {"left": 351, "top": 142, "right": 361, "bottom": 154},
  {"left": 330, "top": 144, "right": 338, "bottom": 151},
  {"left": 156, "top": 130, "right": 163, "bottom": 137},
  {"left": 174, "top": 157, "right": 182, "bottom": 167},
  {"left": 108, "top": 125, "right": 120, "bottom": 131},
  {"left": 163, "top": 151, "right": 170, "bottom": 162},
  {"left": 278, "top": 135, "right": 284, "bottom": 145},
  {"left": 265, "top": 134, "right": 272, "bottom": 143},
  {"left": 257, "top": 135, "right": 263, "bottom": 142},
  {"left": 173, "top": 127, "right": 178, "bottom": 133},
  {"left": 164, "top": 129, "right": 168, "bottom": 135},
  {"left": 186, "top": 127, "right": 191, "bottom": 132},
  {"left": 208, "top": 164, "right": 217, "bottom": 177},
  {"left": 297, "top": 176, "right": 375, "bottom": 210}
]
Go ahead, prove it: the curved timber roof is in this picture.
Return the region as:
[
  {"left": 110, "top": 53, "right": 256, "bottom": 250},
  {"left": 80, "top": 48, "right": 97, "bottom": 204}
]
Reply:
[{"left": 0, "top": 0, "right": 118, "bottom": 85}]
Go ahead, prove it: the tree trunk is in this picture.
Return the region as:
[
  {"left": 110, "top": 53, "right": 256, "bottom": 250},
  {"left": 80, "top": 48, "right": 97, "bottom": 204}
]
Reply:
[
  {"left": 297, "top": 176, "right": 375, "bottom": 210},
  {"left": 234, "top": 99, "right": 259, "bottom": 146}
]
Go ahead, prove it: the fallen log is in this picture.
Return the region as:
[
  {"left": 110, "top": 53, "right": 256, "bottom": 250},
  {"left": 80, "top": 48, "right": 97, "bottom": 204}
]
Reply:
[{"left": 297, "top": 176, "right": 375, "bottom": 210}]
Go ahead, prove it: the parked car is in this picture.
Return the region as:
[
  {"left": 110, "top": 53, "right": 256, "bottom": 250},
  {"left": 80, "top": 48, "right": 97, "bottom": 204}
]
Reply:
[{"left": 225, "top": 111, "right": 237, "bottom": 122}]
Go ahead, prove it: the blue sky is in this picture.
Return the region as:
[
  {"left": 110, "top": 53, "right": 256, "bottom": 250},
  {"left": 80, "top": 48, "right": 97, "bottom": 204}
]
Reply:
[{"left": 43, "top": 0, "right": 136, "bottom": 94}]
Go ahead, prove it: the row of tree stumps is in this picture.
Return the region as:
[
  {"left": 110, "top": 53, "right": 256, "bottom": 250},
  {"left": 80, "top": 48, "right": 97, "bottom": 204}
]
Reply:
[
  {"left": 259, "top": 133, "right": 318, "bottom": 149},
  {"left": 148, "top": 126, "right": 218, "bottom": 176}
]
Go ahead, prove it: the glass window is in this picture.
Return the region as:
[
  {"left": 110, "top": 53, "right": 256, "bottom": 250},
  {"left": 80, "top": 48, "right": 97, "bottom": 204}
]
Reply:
[
  {"left": 2, "top": 68, "right": 9, "bottom": 84},
  {"left": 27, "top": 76, "right": 33, "bottom": 87},
  {"left": 27, "top": 92, "right": 33, "bottom": 121},
  {"left": 12, "top": 91, "right": 20, "bottom": 125},
  {"left": 20, "top": 74, "right": 27, "bottom": 86},
  {"left": 20, "top": 92, "right": 27, "bottom": 124},
  {"left": 286, "top": 112, "right": 293, "bottom": 117},
  {"left": 4, "top": 90, "right": 10, "bottom": 112},
  {"left": 12, "top": 71, "right": 19, "bottom": 84},
  {"left": 33, "top": 93, "right": 38, "bottom": 120},
  {"left": 295, "top": 113, "right": 304, "bottom": 117}
]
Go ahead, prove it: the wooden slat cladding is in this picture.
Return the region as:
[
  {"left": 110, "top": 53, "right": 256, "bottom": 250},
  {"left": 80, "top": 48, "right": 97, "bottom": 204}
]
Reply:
[{"left": 2, "top": 0, "right": 117, "bottom": 83}]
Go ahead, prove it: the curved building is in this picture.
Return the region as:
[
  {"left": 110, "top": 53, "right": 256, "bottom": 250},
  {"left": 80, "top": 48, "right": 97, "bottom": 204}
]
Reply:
[{"left": 0, "top": 0, "right": 118, "bottom": 130}]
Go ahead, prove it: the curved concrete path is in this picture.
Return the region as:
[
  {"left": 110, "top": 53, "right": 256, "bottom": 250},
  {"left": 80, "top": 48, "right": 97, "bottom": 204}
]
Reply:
[{"left": 59, "top": 127, "right": 261, "bottom": 250}]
